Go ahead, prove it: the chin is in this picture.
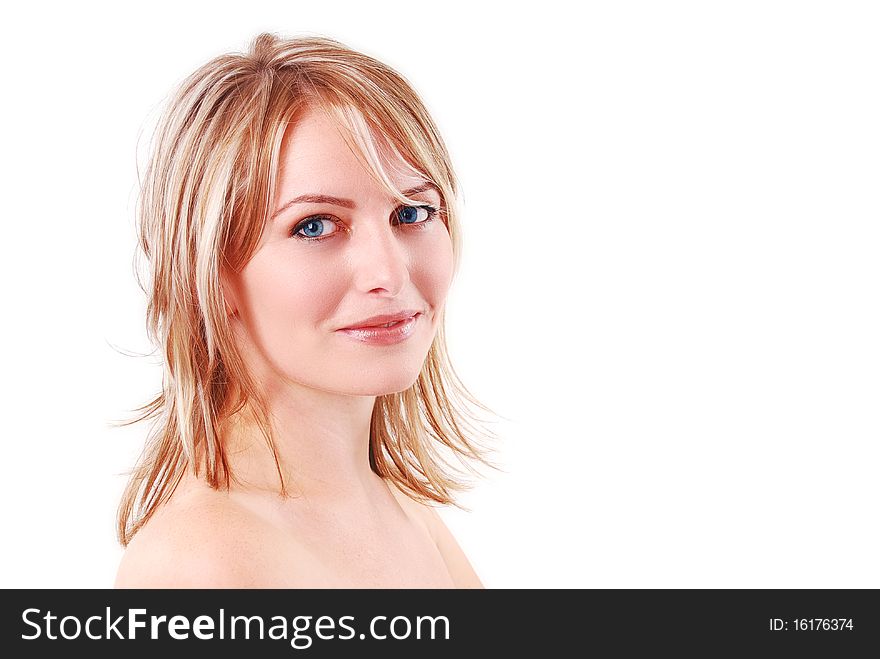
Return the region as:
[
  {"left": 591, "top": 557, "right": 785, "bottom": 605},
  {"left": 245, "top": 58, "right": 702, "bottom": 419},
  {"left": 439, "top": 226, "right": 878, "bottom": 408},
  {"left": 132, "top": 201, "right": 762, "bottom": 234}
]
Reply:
[
  {"left": 273, "top": 341, "right": 435, "bottom": 397},
  {"left": 343, "top": 366, "right": 424, "bottom": 397}
]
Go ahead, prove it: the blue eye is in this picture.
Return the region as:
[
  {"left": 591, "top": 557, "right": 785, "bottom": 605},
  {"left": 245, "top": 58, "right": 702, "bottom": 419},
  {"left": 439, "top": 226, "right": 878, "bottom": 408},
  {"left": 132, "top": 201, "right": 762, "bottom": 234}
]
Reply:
[
  {"left": 293, "top": 217, "right": 338, "bottom": 240},
  {"left": 292, "top": 205, "right": 436, "bottom": 242},
  {"left": 395, "top": 205, "right": 435, "bottom": 225}
]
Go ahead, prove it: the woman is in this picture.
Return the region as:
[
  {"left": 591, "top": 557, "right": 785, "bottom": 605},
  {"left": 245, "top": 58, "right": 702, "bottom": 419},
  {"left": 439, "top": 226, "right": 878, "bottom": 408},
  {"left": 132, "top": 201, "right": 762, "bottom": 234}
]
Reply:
[{"left": 114, "top": 33, "right": 496, "bottom": 588}]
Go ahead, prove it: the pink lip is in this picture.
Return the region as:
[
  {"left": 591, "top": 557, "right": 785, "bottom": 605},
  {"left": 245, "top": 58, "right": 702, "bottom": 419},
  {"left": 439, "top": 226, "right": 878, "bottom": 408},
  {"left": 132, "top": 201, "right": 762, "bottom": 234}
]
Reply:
[
  {"left": 337, "top": 313, "right": 421, "bottom": 345},
  {"left": 340, "top": 310, "right": 422, "bottom": 329}
]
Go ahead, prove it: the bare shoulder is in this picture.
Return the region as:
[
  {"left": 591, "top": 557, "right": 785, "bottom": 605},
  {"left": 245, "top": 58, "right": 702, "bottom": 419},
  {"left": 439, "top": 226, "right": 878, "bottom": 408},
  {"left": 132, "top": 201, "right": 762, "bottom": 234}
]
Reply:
[
  {"left": 388, "top": 485, "right": 485, "bottom": 589},
  {"left": 114, "top": 484, "right": 293, "bottom": 588}
]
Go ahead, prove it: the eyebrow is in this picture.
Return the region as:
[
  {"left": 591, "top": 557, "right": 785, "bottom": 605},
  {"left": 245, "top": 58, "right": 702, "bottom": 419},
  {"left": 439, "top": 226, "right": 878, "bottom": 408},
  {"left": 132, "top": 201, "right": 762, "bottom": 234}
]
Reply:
[{"left": 270, "top": 182, "right": 439, "bottom": 220}]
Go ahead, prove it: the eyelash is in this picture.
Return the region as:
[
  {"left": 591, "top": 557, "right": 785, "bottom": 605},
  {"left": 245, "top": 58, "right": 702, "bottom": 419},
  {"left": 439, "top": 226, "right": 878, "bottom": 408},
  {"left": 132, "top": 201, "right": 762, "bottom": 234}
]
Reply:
[{"left": 289, "top": 205, "right": 440, "bottom": 243}]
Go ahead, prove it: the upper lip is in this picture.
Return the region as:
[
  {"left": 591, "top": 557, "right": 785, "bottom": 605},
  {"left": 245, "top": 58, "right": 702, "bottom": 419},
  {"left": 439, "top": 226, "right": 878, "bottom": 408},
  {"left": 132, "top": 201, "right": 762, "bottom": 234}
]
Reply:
[{"left": 339, "top": 310, "right": 421, "bottom": 330}]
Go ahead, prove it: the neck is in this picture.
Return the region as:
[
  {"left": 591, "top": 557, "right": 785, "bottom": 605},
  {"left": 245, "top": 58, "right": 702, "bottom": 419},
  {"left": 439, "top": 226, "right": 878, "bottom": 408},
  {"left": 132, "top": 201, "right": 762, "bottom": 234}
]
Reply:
[{"left": 221, "top": 379, "right": 386, "bottom": 505}]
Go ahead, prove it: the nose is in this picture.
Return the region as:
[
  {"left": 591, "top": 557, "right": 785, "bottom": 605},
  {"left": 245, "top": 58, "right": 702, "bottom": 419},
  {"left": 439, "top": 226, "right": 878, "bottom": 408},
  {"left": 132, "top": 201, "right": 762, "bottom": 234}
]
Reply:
[{"left": 349, "top": 222, "right": 409, "bottom": 297}]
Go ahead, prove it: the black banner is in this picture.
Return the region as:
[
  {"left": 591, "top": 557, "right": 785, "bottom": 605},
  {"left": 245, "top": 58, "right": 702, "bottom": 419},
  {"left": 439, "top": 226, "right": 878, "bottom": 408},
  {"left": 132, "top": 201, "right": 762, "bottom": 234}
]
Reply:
[{"left": 1, "top": 589, "right": 877, "bottom": 656}]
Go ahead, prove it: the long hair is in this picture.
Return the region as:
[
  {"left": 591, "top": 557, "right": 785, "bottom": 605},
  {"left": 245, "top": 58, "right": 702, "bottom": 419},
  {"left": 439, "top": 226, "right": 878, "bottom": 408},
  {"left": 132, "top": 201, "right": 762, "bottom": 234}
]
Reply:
[{"left": 117, "top": 33, "right": 497, "bottom": 546}]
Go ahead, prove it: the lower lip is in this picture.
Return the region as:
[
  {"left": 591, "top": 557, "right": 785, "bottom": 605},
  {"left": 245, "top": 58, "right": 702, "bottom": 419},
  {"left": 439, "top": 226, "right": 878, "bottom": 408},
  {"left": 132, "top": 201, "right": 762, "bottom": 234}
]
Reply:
[{"left": 337, "top": 314, "right": 420, "bottom": 345}]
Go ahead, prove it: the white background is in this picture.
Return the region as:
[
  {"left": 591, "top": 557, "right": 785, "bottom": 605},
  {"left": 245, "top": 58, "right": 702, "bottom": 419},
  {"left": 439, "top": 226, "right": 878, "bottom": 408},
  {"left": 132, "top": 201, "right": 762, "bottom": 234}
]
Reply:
[{"left": 1, "top": 1, "right": 878, "bottom": 588}]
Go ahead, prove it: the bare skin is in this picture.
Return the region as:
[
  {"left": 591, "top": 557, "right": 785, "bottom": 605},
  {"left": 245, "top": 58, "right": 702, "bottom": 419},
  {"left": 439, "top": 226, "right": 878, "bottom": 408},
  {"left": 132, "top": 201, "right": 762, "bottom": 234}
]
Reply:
[
  {"left": 114, "top": 469, "right": 481, "bottom": 588},
  {"left": 115, "top": 108, "right": 483, "bottom": 589}
]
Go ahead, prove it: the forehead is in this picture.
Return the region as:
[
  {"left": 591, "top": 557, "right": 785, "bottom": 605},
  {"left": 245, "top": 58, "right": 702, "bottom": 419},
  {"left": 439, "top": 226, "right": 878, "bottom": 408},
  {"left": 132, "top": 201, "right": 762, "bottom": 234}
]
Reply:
[{"left": 276, "top": 107, "right": 429, "bottom": 196}]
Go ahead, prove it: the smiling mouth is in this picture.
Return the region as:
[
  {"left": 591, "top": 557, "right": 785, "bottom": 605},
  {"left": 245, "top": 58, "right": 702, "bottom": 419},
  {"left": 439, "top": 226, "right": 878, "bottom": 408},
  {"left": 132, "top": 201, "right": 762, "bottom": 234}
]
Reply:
[
  {"left": 340, "top": 309, "right": 422, "bottom": 331},
  {"left": 337, "top": 313, "right": 421, "bottom": 345}
]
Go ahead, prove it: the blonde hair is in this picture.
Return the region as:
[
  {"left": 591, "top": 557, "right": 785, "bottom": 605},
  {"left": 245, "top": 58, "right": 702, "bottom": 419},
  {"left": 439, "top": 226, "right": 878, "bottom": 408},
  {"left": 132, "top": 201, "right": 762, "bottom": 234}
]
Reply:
[{"left": 117, "top": 33, "right": 496, "bottom": 546}]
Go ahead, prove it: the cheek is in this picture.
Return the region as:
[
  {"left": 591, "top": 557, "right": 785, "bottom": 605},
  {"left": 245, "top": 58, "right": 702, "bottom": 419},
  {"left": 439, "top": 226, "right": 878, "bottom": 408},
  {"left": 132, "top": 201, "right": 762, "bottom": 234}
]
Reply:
[
  {"left": 411, "top": 228, "right": 455, "bottom": 307},
  {"left": 236, "top": 251, "right": 344, "bottom": 338}
]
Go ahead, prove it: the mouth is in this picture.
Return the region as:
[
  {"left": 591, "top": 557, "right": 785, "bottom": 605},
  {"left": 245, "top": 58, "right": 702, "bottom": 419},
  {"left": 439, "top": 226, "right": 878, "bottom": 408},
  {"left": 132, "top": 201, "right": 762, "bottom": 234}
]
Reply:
[
  {"left": 339, "top": 310, "right": 423, "bottom": 331},
  {"left": 337, "top": 312, "right": 421, "bottom": 345}
]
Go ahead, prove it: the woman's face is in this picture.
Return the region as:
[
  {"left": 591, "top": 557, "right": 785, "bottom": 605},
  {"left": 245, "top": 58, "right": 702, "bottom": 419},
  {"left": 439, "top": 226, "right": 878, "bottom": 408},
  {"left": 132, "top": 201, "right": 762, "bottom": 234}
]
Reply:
[{"left": 224, "top": 107, "right": 454, "bottom": 397}]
